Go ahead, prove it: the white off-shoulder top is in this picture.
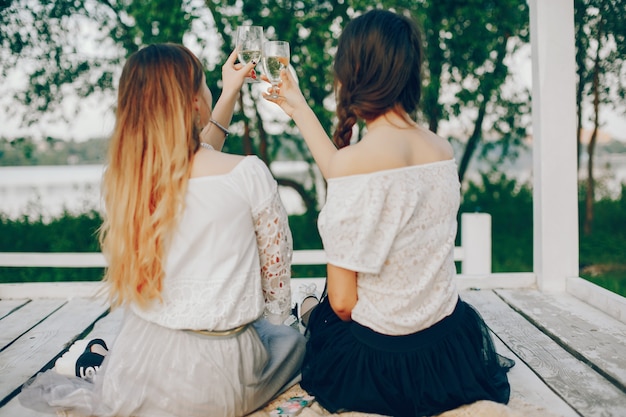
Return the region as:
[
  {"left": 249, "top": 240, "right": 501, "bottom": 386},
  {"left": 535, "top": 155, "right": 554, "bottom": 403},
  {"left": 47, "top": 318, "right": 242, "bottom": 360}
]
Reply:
[
  {"left": 132, "top": 156, "right": 292, "bottom": 331},
  {"left": 318, "top": 159, "right": 461, "bottom": 335}
]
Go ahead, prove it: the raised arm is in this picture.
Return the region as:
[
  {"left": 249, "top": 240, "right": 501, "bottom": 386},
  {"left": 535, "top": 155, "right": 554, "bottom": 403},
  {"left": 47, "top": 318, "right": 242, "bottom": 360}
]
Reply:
[
  {"left": 263, "top": 69, "right": 338, "bottom": 179},
  {"left": 202, "top": 49, "right": 256, "bottom": 150}
]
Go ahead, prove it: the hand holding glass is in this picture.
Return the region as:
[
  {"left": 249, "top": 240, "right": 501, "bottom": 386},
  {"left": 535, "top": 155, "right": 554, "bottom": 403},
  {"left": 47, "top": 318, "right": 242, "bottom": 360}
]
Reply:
[
  {"left": 263, "top": 41, "right": 290, "bottom": 98},
  {"left": 236, "top": 26, "right": 263, "bottom": 83}
]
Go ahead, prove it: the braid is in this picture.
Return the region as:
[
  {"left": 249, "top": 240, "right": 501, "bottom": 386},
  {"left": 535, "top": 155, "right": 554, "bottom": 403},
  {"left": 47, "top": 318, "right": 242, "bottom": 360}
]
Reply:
[
  {"left": 332, "top": 10, "right": 424, "bottom": 145},
  {"left": 333, "top": 97, "right": 357, "bottom": 149},
  {"left": 333, "top": 80, "right": 358, "bottom": 149}
]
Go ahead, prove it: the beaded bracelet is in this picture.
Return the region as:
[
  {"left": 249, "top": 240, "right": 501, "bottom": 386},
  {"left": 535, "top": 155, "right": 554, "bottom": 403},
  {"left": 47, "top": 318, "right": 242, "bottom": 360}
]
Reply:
[{"left": 209, "top": 118, "right": 230, "bottom": 137}]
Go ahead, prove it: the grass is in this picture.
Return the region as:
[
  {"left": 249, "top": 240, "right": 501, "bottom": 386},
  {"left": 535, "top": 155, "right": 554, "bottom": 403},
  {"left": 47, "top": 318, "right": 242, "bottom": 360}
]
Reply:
[{"left": 580, "top": 270, "right": 626, "bottom": 297}]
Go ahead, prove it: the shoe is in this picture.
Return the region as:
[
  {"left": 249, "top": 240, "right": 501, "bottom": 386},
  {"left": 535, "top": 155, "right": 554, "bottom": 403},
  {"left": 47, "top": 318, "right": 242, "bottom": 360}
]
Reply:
[
  {"left": 75, "top": 339, "right": 108, "bottom": 382},
  {"left": 55, "top": 339, "right": 89, "bottom": 377},
  {"left": 298, "top": 284, "right": 319, "bottom": 328}
]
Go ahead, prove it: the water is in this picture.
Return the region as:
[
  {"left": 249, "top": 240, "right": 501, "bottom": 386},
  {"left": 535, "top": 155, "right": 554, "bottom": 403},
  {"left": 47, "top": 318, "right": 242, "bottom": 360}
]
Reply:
[
  {"left": 0, "top": 162, "right": 324, "bottom": 220},
  {"left": 0, "top": 155, "right": 623, "bottom": 221},
  {"left": 0, "top": 165, "right": 105, "bottom": 219}
]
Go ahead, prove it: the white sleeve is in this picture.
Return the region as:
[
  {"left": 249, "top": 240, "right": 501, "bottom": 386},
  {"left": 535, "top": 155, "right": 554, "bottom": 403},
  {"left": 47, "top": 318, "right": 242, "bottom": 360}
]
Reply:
[
  {"left": 245, "top": 157, "right": 293, "bottom": 324},
  {"left": 319, "top": 178, "right": 402, "bottom": 274}
]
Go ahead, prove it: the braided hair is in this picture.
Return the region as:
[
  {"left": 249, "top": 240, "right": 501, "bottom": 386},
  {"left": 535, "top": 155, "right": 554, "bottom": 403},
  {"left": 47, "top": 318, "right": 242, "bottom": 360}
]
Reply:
[{"left": 332, "top": 10, "right": 424, "bottom": 148}]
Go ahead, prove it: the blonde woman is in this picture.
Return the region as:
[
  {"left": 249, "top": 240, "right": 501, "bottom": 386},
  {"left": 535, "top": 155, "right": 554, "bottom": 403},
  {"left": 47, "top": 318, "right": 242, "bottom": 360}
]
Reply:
[{"left": 20, "top": 43, "right": 305, "bottom": 417}]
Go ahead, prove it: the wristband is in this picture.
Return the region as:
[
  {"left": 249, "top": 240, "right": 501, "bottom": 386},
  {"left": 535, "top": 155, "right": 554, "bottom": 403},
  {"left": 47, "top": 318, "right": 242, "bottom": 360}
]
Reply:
[{"left": 209, "top": 118, "right": 230, "bottom": 137}]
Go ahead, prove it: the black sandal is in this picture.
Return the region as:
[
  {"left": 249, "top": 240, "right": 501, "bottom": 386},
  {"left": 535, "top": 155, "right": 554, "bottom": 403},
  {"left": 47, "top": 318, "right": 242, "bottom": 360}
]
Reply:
[{"left": 75, "top": 338, "right": 109, "bottom": 382}]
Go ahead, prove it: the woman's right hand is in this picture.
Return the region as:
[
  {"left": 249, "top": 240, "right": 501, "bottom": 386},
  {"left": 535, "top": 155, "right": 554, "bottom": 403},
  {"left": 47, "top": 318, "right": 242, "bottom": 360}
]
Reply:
[
  {"left": 222, "top": 48, "right": 256, "bottom": 98},
  {"left": 264, "top": 66, "right": 338, "bottom": 179},
  {"left": 262, "top": 67, "right": 309, "bottom": 119}
]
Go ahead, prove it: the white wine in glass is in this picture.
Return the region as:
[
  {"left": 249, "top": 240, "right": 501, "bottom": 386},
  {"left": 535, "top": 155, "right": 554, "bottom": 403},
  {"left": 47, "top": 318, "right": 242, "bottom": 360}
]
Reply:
[
  {"left": 262, "top": 41, "right": 290, "bottom": 98},
  {"left": 236, "top": 25, "right": 263, "bottom": 83}
]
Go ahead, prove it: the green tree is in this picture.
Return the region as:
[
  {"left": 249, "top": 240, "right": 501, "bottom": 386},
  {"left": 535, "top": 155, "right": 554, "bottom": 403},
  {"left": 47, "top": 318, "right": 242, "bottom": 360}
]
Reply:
[
  {"left": 2, "top": 0, "right": 532, "bottom": 195},
  {"left": 574, "top": 0, "right": 626, "bottom": 235},
  {"left": 1, "top": 0, "right": 208, "bottom": 126},
  {"left": 417, "top": 0, "right": 531, "bottom": 183}
]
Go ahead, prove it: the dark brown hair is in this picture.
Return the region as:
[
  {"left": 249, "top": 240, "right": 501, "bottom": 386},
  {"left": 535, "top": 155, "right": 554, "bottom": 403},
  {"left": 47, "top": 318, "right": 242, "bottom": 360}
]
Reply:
[{"left": 333, "top": 9, "right": 424, "bottom": 148}]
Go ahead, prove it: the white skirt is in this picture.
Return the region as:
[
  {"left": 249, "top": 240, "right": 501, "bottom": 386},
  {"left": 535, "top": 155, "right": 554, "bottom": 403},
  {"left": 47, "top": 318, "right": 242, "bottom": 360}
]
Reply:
[{"left": 19, "top": 310, "right": 306, "bottom": 417}]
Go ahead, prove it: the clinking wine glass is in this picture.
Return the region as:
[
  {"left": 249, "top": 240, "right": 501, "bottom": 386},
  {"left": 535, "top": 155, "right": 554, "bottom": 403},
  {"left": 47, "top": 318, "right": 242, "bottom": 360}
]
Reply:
[
  {"left": 262, "top": 41, "right": 290, "bottom": 98},
  {"left": 236, "top": 25, "right": 263, "bottom": 83}
]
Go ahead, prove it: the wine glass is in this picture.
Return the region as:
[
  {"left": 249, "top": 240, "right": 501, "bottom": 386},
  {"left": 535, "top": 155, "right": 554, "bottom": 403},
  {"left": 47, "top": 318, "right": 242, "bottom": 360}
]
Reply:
[
  {"left": 262, "top": 41, "right": 290, "bottom": 98},
  {"left": 236, "top": 25, "right": 263, "bottom": 83}
]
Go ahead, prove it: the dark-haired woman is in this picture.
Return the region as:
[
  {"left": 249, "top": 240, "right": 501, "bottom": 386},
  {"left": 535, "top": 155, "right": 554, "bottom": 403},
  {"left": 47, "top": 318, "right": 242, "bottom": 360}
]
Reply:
[{"left": 265, "top": 9, "right": 513, "bottom": 417}]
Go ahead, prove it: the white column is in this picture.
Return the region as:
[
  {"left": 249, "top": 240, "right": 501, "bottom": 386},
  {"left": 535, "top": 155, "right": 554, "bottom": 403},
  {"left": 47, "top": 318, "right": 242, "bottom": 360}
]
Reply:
[
  {"left": 529, "top": 0, "right": 579, "bottom": 292},
  {"left": 461, "top": 213, "right": 492, "bottom": 275}
]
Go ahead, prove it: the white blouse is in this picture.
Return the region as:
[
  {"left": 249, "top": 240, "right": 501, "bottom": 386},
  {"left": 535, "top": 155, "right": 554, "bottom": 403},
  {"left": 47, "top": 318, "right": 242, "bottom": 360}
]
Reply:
[
  {"left": 132, "top": 156, "right": 293, "bottom": 330},
  {"left": 318, "top": 159, "right": 461, "bottom": 335}
]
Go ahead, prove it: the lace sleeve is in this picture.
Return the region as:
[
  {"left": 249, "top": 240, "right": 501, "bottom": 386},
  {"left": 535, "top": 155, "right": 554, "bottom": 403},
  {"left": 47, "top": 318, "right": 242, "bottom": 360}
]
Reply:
[{"left": 253, "top": 192, "right": 293, "bottom": 324}]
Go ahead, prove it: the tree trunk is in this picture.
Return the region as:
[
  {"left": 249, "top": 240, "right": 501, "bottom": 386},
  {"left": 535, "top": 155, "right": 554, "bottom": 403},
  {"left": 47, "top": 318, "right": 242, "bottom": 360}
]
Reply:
[
  {"left": 575, "top": 69, "right": 584, "bottom": 171},
  {"left": 458, "top": 98, "right": 487, "bottom": 184},
  {"left": 584, "top": 19, "right": 603, "bottom": 236},
  {"left": 255, "top": 104, "right": 269, "bottom": 164},
  {"left": 238, "top": 94, "right": 254, "bottom": 155},
  {"left": 457, "top": 34, "right": 508, "bottom": 184}
]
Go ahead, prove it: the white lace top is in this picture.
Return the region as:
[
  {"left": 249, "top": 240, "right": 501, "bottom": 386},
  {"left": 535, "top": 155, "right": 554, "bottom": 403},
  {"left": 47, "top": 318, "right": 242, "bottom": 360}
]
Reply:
[
  {"left": 132, "top": 156, "right": 293, "bottom": 330},
  {"left": 318, "top": 159, "right": 461, "bottom": 335}
]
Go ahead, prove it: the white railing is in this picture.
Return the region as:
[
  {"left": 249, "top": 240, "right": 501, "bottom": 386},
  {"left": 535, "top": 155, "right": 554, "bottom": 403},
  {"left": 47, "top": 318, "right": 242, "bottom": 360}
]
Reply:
[
  {"left": 0, "top": 213, "right": 490, "bottom": 272},
  {"left": 0, "top": 213, "right": 540, "bottom": 299}
]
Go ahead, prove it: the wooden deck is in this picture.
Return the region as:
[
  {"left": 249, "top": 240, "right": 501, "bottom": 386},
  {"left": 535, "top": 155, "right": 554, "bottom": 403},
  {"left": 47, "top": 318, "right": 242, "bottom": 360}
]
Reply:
[{"left": 1, "top": 279, "right": 625, "bottom": 417}]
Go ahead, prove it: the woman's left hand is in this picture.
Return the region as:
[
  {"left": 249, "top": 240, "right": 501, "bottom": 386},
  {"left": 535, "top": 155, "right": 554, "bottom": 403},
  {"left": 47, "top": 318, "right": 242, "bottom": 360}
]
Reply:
[{"left": 221, "top": 49, "right": 257, "bottom": 96}]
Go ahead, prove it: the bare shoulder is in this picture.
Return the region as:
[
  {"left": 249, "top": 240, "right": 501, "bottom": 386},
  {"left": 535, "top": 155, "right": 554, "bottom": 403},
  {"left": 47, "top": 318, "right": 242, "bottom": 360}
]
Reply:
[
  {"left": 327, "top": 143, "right": 374, "bottom": 178},
  {"left": 327, "top": 126, "right": 454, "bottom": 178},
  {"left": 190, "top": 149, "right": 246, "bottom": 178},
  {"left": 416, "top": 126, "right": 454, "bottom": 160}
]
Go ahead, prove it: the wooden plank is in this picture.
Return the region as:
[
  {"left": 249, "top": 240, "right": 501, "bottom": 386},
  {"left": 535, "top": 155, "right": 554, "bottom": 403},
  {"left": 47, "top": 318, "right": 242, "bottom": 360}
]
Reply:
[
  {"left": 0, "top": 299, "right": 67, "bottom": 351},
  {"left": 0, "top": 307, "right": 121, "bottom": 417},
  {"left": 0, "top": 298, "right": 109, "bottom": 406},
  {"left": 0, "top": 282, "right": 106, "bottom": 299},
  {"left": 0, "top": 299, "right": 29, "bottom": 320},
  {"left": 463, "top": 289, "right": 626, "bottom": 416},
  {"left": 568, "top": 277, "right": 626, "bottom": 324},
  {"left": 490, "top": 332, "right": 579, "bottom": 417},
  {"left": 83, "top": 306, "right": 124, "bottom": 346},
  {"left": 496, "top": 288, "right": 626, "bottom": 392},
  {"left": 456, "top": 272, "right": 536, "bottom": 290}
]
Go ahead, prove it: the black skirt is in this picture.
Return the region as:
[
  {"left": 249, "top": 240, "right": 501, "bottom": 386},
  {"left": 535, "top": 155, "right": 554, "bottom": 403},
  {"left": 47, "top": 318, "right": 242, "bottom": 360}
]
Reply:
[{"left": 300, "top": 297, "right": 514, "bottom": 417}]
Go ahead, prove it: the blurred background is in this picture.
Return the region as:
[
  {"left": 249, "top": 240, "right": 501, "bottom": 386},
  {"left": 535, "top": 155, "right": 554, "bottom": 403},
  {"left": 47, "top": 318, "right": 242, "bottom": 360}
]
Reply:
[{"left": 0, "top": 0, "right": 624, "bottom": 295}]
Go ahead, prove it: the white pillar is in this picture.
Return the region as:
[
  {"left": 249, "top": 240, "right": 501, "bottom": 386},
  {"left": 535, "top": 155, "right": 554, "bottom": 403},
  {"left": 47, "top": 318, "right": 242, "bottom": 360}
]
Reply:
[
  {"left": 461, "top": 213, "right": 492, "bottom": 275},
  {"left": 529, "top": 0, "right": 579, "bottom": 292}
]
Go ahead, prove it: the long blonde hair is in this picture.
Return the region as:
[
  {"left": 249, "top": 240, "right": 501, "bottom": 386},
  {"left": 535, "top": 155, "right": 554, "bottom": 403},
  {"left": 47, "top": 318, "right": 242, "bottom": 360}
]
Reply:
[{"left": 99, "top": 44, "right": 204, "bottom": 307}]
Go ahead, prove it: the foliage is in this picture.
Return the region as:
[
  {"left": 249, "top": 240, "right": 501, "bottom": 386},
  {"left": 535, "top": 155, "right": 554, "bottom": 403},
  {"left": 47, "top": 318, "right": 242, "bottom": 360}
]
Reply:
[
  {"left": 459, "top": 172, "right": 534, "bottom": 272},
  {"left": 415, "top": 0, "right": 531, "bottom": 182},
  {"left": 579, "top": 184, "right": 626, "bottom": 265},
  {"left": 0, "top": 209, "right": 324, "bottom": 282},
  {"left": 579, "top": 185, "right": 626, "bottom": 296},
  {"left": 0, "top": 136, "right": 108, "bottom": 166},
  {"left": 0, "top": 210, "right": 104, "bottom": 282},
  {"left": 574, "top": 0, "right": 626, "bottom": 234},
  {"left": 0, "top": 0, "right": 210, "bottom": 126},
  {"left": 2, "top": 1, "right": 533, "bottom": 186}
]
